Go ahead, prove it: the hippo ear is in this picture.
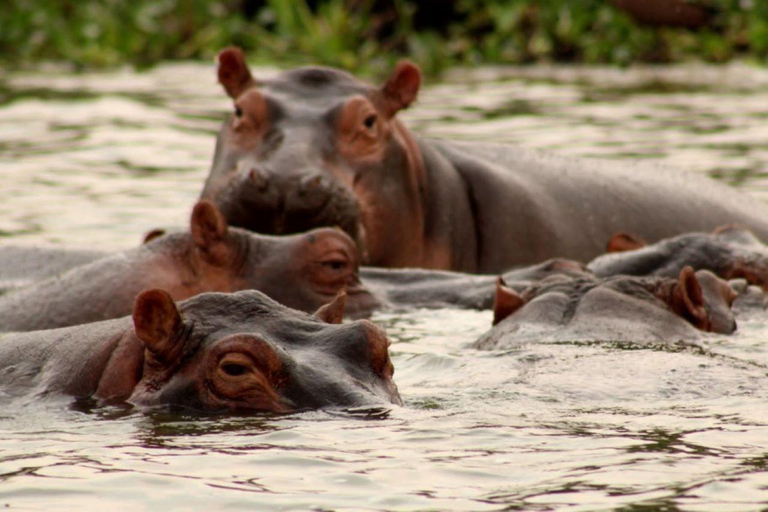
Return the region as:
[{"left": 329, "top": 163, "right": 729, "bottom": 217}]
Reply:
[
  {"left": 606, "top": 232, "right": 647, "bottom": 253},
  {"left": 191, "top": 200, "right": 229, "bottom": 248},
  {"left": 314, "top": 291, "right": 346, "bottom": 324},
  {"left": 133, "top": 289, "right": 183, "bottom": 364},
  {"left": 217, "top": 47, "right": 256, "bottom": 99},
  {"left": 379, "top": 61, "right": 421, "bottom": 118},
  {"left": 493, "top": 277, "right": 525, "bottom": 326},
  {"left": 671, "top": 266, "right": 709, "bottom": 329},
  {"left": 142, "top": 228, "right": 166, "bottom": 245}
]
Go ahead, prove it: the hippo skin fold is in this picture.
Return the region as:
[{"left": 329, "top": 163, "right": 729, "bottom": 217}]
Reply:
[
  {"left": 0, "top": 200, "right": 375, "bottom": 332},
  {"left": 0, "top": 289, "right": 401, "bottom": 412},
  {"left": 200, "top": 47, "right": 768, "bottom": 273}
]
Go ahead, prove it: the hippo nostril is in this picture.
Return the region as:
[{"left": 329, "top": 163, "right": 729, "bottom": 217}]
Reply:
[
  {"left": 248, "top": 168, "right": 269, "bottom": 192},
  {"left": 300, "top": 174, "right": 325, "bottom": 194}
]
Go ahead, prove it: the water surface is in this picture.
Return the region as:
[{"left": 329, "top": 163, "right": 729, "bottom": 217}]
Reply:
[{"left": 1, "top": 62, "right": 768, "bottom": 510}]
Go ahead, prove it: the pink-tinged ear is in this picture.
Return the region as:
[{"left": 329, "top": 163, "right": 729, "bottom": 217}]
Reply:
[
  {"left": 190, "top": 200, "right": 228, "bottom": 249},
  {"left": 133, "top": 289, "right": 183, "bottom": 364},
  {"left": 142, "top": 228, "right": 166, "bottom": 245},
  {"left": 606, "top": 232, "right": 647, "bottom": 253},
  {"left": 217, "top": 47, "right": 256, "bottom": 99},
  {"left": 314, "top": 291, "right": 346, "bottom": 324},
  {"left": 380, "top": 61, "right": 421, "bottom": 118},
  {"left": 671, "top": 266, "right": 708, "bottom": 330},
  {"left": 493, "top": 277, "right": 525, "bottom": 326}
]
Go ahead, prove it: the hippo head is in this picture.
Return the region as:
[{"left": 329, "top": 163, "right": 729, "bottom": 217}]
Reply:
[
  {"left": 155, "top": 200, "right": 377, "bottom": 317},
  {"left": 200, "top": 47, "right": 425, "bottom": 266},
  {"left": 127, "top": 289, "right": 401, "bottom": 412},
  {"left": 484, "top": 266, "right": 736, "bottom": 347}
]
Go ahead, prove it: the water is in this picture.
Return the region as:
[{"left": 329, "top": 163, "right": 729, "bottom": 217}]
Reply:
[{"left": 1, "top": 62, "right": 768, "bottom": 510}]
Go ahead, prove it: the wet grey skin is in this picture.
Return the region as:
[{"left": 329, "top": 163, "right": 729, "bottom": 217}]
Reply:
[
  {"left": 588, "top": 225, "right": 768, "bottom": 288},
  {"left": 0, "top": 290, "right": 401, "bottom": 412},
  {"left": 474, "top": 270, "right": 737, "bottom": 350},
  {"left": 360, "top": 258, "right": 590, "bottom": 310},
  {"left": 0, "top": 202, "right": 371, "bottom": 332},
  {"left": 201, "top": 48, "right": 768, "bottom": 273}
]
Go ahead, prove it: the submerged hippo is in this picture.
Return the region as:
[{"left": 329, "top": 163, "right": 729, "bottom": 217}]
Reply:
[
  {"left": 201, "top": 47, "right": 768, "bottom": 273},
  {"left": 0, "top": 201, "right": 371, "bottom": 331},
  {"left": 589, "top": 225, "right": 768, "bottom": 288},
  {"left": 361, "top": 258, "right": 589, "bottom": 310},
  {"left": 475, "top": 267, "right": 737, "bottom": 349},
  {"left": 0, "top": 289, "right": 400, "bottom": 411}
]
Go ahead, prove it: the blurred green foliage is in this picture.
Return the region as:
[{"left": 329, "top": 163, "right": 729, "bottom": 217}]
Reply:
[{"left": 2, "top": 0, "right": 768, "bottom": 75}]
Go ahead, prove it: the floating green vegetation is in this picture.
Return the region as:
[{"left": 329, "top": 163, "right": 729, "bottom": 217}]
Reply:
[{"left": 3, "top": 0, "right": 768, "bottom": 76}]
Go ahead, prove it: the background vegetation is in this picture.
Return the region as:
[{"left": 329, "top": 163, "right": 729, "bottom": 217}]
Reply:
[{"left": 3, "top": 0, "right": 768, "bottom": 75}]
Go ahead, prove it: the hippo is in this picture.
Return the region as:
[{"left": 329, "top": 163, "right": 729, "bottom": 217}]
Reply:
[
  {"left": 0, "top": 289, "right": 401, "bottom": 411},
  {"left": 0, "top": 245, "right": 108, "bottom": 293},
  {"left": 474, "top": 267, "right": 737, "bottom": 349},
  {"left": 588, "top": 225, "right": 768, "bottom": 288},
  {"left": 0, "top": 201, "right": 372, "bottom": 331},
  {"left": 200, "top": 47, "right": 768, "bottom": 273},
  {"left": 361, "top": 258, "right": 589, "bottom": 310}
]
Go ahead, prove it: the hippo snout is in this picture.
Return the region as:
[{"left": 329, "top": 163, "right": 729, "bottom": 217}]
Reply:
[{"left": 207, "top": 166, "right": 365, "bottom": 250}]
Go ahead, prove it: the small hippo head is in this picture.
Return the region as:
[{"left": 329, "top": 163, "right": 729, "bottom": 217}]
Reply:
[
  {"left": 592, "top": 226, "right": 768, "bottom": 291},
  {"left": 485, "top": 266, "right": 737, "bottom": 348},
  {"left": 127, "top": 289, "right": 401, "bottom": 412},
  {"left": 201, "top": 47, "right": 425, "bottom": 266},
  {"left": 153, "top": 200, "right": 376, "bottom": 317}
]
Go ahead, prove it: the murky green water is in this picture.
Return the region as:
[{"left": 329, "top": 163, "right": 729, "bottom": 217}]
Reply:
[{"left": 1, "top": 62, "right": 768, "bottom": 510}]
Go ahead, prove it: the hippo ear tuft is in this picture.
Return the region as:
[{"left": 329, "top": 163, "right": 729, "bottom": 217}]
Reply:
[
  {"left": 191, "top": 200, "right": 229, "bottom": 249},
  {"left": 672, "top": 266, "right": 709, "bottom": 329},
  {"left": 380, "top": 61, "right": 421, "bottom": 118},
  {"left": 493, "top": 277, "right": 525, "bottom": 326},
  {"left": 217, "top": 47, "right": 256, "bottom": 99},
  {"left": 133, "top": 289, "right": 183, "bottom": 363},
  {"left": 606, "top": 232, "right": 647, "bottom": 253},
  {"left": 314, "top": 290, "right": 346, "bottom": 324}
]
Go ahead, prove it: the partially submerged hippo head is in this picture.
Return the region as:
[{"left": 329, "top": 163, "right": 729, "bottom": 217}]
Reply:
[
  {"left": 478, "top": 266, "right": 737, "bottom": 349},
  {"left": 201, "top": 47, "right": 425, "bottom": 266},
  {"left": 156, "top": 200, "right": 374, "bottom": 316},
  {"left": 109, "top": 289, "right": 401, "bottom": 412},
  {"left": 590, "top": 225, "right": 768, "bottom": 289}
]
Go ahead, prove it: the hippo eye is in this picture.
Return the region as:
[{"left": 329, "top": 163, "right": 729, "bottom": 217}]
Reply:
[
  {"left": 363, "top": 114, "right": 377, "bottom": 130},
  {"left": 234, "top": 106, "right": 243, "bottom": 118},
  {"left": 322, "top": 259, "right": 348, "bottom": 271},
  {"left": 221, "top": 363, "right": 247, "bottom": 377}
]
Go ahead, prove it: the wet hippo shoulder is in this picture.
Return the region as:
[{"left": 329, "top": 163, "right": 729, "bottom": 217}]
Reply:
[
  {"left": 201, "top": 47, "right": 768, "bottom": 273},
  {"left": 474, "top": 267, "right": 737, "bottom": 350},
  {"left": 0, "top": 289, "right": 401, "bottom": 412},
  {"left": 0, "top": 201, "right": 372, "bottom": 332}
]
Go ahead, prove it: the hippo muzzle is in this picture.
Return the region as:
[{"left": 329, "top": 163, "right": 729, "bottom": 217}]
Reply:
[{"left": 205, "top": 161, "right": 366, "bottom": 253}]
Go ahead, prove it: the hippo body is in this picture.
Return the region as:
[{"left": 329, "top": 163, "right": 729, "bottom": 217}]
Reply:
[
  {"left": 0, "top": 202, "right": 369, "bottom": 332},
  {"left": 0, "top": 245, "right": 108, "bottom": 292},
  {"left": 201, "top": 48, "right": 768, "bottom": 273},
  {"left": 0, "top": 289, "right": 400, "bottom": 411},
  {"left": 474, "top": 268, "right": 737, "bottom": 350},
  {"left": 361, "top": 258, "right": 589, "bottom": 310}
]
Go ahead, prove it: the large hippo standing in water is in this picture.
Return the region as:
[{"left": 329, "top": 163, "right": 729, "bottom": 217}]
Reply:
[
  {"left": 0, "top": 289, "right": 401, "bottom": 411},
  {"left": 200, "top": 47, "right": 768, "bottom": 273},
  {"left": 0, "top": 201, "right": 371, "bottom": 331}
]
